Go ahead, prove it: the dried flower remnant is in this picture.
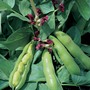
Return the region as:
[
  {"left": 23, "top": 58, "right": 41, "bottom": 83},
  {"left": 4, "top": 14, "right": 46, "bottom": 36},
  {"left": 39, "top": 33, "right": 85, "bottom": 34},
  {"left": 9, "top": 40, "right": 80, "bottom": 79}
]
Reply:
[
  {"left": 36, "top": 43, "right": 41, "bottom": 50},
  {"left": 46, "top": 39, "right": 53, "bottom": 44},
  {"left": 48, "top": 48, "right": 52, "bottom": 52},
  {"left": 33, "top": 30, "right": 40, "bottom": 41},
  {"left": 52, "top": 0, "right": 58, "bottom": 7},
  {"left": 33, "top": 37, "right": 41, "bottom": 41},
  {"left": 34, "top": 30, "right": 40, "bottom": 37},
  {"left": 58, "top": 3, "right": 64, "bottom": 12},
  {"left": 40, "top": 15, "right": 48, "bottom": 25},
  {"left": 52, "top": 0, "right": 64, "bottom": 12},
  {"left": 36, "top": 8, "right": 42, "bottom": 16},
  {"left": 27, "top": 13, "right": 48, "bottom": 26},
  {"left": 27, "top": 14, "right": 36, "bottom": 25},
  {"left": 36, "top": 42, "right": 45, "bottom": 50},
  {"left": 35, "top": 39, "right": 53, "bottom": 50},
  {"left": 27, "top": 14, "right": 34, "bottom": 21}
]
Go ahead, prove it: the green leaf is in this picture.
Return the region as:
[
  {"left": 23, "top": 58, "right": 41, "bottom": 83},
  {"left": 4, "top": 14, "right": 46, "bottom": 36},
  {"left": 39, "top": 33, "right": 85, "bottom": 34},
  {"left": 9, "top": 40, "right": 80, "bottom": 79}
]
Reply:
[
  {"left": 71, "top": 71, "right": 90, "bottom": 85},
  {"left": 19, "top": 0, "right": 32, "bottom": 16},
  {"left": 71, "top": 4, "right": 81, "bottom": 22},
  {"left": 0, "top": 13, "right": 2, "bottom": 34},
  {"left": 28, "top": 62, "right": 45, "bottom": 82},
  {"left": 39, "top": 23, "right": 52, "bottom": 40},
  {"left": 21, "top": 82, "right": 37, "bottom": 90},
  {"left": 40, "top": 1, "right": 54, "bottom": 14},
  {"left": 47, "top": 12, "right": 55, "bottom": 30},
  {"left": 3, "top": 0, "right": 15, "bottom": 8},
  {"left": 66, "top": 26, "right": 81, "bottom": 44},
  {"left": 7, "top": 11, "right": 29, "bottom": 22},
  {"left": 0, "top": 70, "right": 8, "bottom": 80},
  {"left": 57, "top": 66, "right": 70, "bottom": 83},
  {"left": 7, "top": 17, "right": 23, "bottom": 31},
  {"left": 0, "top": 80, "right": 8, "bottom": 90},
  {"left": 86, "top": 0, "right": 90, "bottom": 6},
  {"left": 83, "top": 25, "right": 90, "bottom": 34},
  {"left": 39, "top": 12, "right": 55, "bottom": 40},
  {"left": 0, "top": 54, "right": 14, "bottom": 80},
  {"left": 0, "top": 1, "right": 12, "bottom": 11},
  {"left": 76, "top": 17, "right": 87, "bottom": 34},
  {"left": 85, "top": 71, "right": 90, "bottom": 85},
  {"left": 81, "top": 44, "right": 90, "bottom": 55},
  {"left": 75, "top": 0, "right": 90, "bottom": 20},
  {"left": 57, "top": 1, "right": 75, "bottom": 29},
  {"left": 71, "top": 75, "right": 86, "bottom": 85},
  {"left": 33, "top": 50, "right": 43, "bottom": 63},
  {"left": 1, "top": 27, "right": 33, "bottom": 50},
  {"left": 38, "top": 83, "right": 49, "bottom": 90}
]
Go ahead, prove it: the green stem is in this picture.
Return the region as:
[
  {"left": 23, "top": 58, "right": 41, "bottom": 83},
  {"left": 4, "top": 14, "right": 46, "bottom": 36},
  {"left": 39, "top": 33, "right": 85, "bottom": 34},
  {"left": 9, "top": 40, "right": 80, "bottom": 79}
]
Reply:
[
  {"left": 62, "top": 83, "right": 77, "bottom": 86},
  {"left": 30, "top": 0, "right": 38, "bottom": 17},
  {"left": 30, "top": 0, "right": 41, "bottom": 28}
]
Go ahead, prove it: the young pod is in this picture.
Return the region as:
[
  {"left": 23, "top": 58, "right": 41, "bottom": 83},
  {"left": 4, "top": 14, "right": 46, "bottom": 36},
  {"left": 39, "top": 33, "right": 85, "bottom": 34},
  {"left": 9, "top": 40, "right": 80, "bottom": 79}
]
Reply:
[
  {"left": 42, "top": 49, "right": 63, "bottom": 90},
  {"left": 9, "top": 41, "right": 35, "bottom": 90},
  {"left": 9, "top": 48, "right": 27, "bottom": 88},
  {"left": 9, "top": 42, "right": 31, "bottom": 88},
  {"left": 49, "top": 35, "right": 80, "bottom": 75},
  {"left": 15, "top": 42, "right": 35, "bottom": 90},
  {"left": 55, "top": 31, "right": 90, "bottom": 70}
]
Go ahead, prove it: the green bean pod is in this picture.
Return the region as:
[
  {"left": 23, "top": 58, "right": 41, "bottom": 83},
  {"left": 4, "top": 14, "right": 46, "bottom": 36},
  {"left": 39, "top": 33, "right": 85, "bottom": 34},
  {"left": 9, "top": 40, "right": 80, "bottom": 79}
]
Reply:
[
  {"left": 49, "top": 35, "right": 80, "bottom": 75},
  {"left": 9, "top": 43, "right": 30, "bottom": 89},
  {"left": 55, "top": 31, "right": 90, "bottom": 70},
  {"left": 9, "top": 41, "right": 35, "bottom": 90},
  {"left": 42, "top": 49, "right": 63, "bottom": 90}
]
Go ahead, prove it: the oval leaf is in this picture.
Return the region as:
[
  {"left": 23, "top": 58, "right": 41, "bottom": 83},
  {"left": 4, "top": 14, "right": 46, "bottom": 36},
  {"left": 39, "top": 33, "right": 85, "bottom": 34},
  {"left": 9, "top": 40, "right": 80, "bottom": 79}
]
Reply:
[
  {"left": 76, "top": 0, "right": 90, "bottom": 20},
  {"left": 1, "top": 27, "right": 33, "bottom": 50},
  {"left": 0, "top": 1, "right": 12, "bottom": 11},
  {"left": 3, "top": 0, "right": 15, "bottom": 8}
]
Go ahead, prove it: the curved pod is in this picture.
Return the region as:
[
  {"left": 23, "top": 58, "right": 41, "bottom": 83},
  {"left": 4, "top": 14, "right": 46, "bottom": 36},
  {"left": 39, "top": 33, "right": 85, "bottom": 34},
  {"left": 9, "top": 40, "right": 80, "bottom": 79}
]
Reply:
[
  {"left": 42, "top": 49, "right": 63, "bottom": 90},
  {"left": 9, "top": 41, "right": 35, "bottom": 90},
  {"left": 55, "top": 31, "right": 90, "bottom": 70},
  {"left": 49, "top": 35, "right": 80, "bottom": 75}
]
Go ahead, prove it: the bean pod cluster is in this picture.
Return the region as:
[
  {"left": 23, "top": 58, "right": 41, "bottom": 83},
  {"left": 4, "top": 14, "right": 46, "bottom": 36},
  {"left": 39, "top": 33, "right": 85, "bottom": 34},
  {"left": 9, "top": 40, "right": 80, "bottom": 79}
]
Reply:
[
  {"left": 54, "top": 31, "right": 90, "bottom": 70},
  {"left": 9, "top": 31, "right": 90, "bottom": 90},
  {"left": 49, "top": 35, "right": 80, "bottom": 75},
  {"left": 49, "top": 31, "right": 90, "bottom": 75},
  {"left": 9, "top": 41, "right": 35, "bottom": 90}
]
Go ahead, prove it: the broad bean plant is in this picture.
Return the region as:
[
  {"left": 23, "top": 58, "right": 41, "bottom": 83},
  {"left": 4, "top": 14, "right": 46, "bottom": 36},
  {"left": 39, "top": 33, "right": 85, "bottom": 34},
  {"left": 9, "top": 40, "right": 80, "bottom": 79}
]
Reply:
[{"left": 0, "top": 0, "right": 90, "bottom": 90}]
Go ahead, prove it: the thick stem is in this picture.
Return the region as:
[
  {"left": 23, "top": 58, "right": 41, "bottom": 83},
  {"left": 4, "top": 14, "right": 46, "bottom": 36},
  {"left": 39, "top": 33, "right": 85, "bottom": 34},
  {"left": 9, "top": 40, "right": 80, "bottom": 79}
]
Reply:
[
  {"left": 30, "top": 0, "right": 38, "bottom": 17},
  {"left": 30, "top": 0, "right": 40, "bottom": 27}
]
